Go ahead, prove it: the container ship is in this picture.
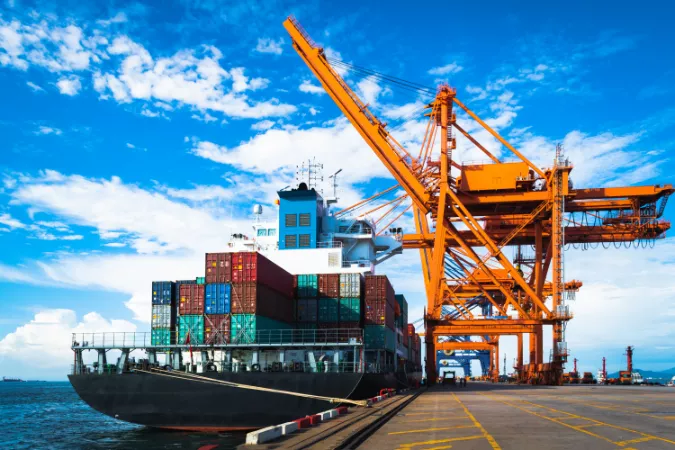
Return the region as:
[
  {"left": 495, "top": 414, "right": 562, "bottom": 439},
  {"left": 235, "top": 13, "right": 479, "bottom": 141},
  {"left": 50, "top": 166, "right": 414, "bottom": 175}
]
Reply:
[{"left": 68, "top": 180, "right": 422, "bottom": 430}]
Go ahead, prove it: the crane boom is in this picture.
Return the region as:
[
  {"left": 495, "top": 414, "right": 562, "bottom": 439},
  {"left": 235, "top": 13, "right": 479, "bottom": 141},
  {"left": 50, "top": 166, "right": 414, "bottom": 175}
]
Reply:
[{"left": 283, "top": 17, "right": 430, "bottom": 212}]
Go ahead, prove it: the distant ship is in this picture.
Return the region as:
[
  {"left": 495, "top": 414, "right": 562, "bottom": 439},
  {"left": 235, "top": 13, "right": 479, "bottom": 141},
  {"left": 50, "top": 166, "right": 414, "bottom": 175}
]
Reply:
[{"left": 2, "top": 377, "right": 24, "bottom": 382}]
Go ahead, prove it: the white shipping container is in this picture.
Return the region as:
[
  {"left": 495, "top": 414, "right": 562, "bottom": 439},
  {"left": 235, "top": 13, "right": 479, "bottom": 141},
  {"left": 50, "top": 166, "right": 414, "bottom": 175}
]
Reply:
[
  {"left": 152, "top": 304, "right": 173, "bottom": 329},
  {"left": 339, "top": 273, "right": 362, "bottom": 298}
]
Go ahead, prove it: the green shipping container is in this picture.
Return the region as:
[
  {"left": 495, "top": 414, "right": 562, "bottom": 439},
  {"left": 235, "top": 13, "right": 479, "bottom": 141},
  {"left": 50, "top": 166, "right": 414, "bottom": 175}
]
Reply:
[
  {"left": 178, "top": 315, "right": 204, "bottom": 344},
  {"left": 151, "top": 328, "right": 173, "bottom": 346},
  {"left": 395, "top": 294, "right": 408, "bottom": 328},
  {"left": 364, "top": 325, "right": 396, "bottom": 351},
  {"left": 339, "top": 297, "right": 361, "bottom": 322},
  {"left": 297, "top": 274, "right": 318, "bottom": 298},
  {"left": 230, "top": 314, "right": 292, "bottom": 344},
  {"left": 196, "top": 277, "right": 206, "bottom": 285},
  {"left": 318, "top": 298, "right": 339, "bottom": 323}
]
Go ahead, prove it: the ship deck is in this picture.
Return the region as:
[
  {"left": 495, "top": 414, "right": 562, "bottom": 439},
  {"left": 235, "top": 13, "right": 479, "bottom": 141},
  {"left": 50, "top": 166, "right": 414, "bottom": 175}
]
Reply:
[{"left": 250, "top": 383, "right": 675, "bottom": 449}]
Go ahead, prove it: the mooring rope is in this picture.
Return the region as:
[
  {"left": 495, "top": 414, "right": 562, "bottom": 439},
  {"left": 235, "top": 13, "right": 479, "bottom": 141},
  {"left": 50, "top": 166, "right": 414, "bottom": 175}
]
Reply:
[{"left": 134, "top": 368, "right": 370, "bottom": 407}]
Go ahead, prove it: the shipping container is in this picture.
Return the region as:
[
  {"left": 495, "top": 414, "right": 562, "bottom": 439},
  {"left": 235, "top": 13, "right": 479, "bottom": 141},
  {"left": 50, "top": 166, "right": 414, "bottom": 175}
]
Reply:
[
  {"left": 318, "top": 297, "right": 339, "bottom": 323},
  {"left": 151, "top": 328, "right": 173, "bottom": 346},
  {"left": 295, "top": 274, "right": 318, "bottom": 298},
  {"left": 205, "top": 252, "right": 232, "bottom": 284},
  {"left": 365, "top": 275, "right": 395, "bottom": 305},
  {"left": 204, "top": 314, "right": 231, "bottom": 345},
  {"left": 174, "top": 279, "right": 196, "bottom": 318},
  {"left": 152, "top": 281, "right": 175, "bottom": 305},
  {"left": 205, "top": 283, "right": 231, "bottom": 315},
  {"left": 230, "top": 314, "right": 292, "bottom": 344},
  {"left": 318, "top": 273, "right": 340, "bottom": 297},
  {"left": 339, "top": 297, "right": 361, "bottom": 322},
  {"left": 179, "top": 284, "right": 205, "bottom": 315},
  {"left": 364, "top": 297, "right": 395, "bottom": 329},
  {"left": 196, "top": 277, "right": 206, "bottom": 285},
  {"left": 151, "top": 305, "right": 174, "bottom": 329},
  {"left": 295, "top": 323, "right": 317, "bottom": 330},
  {"left": 364, "top": 325, "right": 396, "bottom": 351},
  {"left": 296, "top": 298, "right": 318, "bottom": 323},
  {"left": 231, "top": 252, "right": 293, "bottom": 297},
  {"left": 339, "top": 273, "right": 362, "bottom": 298},
  {"left": 231, "top": 282, "right": 293, "bottom": 323},
  {"left": 177, "top": 315, "right": 204, "bottom": 345},
  {"left": 395, "top": 295, "right": 408, "bottom": 343}
]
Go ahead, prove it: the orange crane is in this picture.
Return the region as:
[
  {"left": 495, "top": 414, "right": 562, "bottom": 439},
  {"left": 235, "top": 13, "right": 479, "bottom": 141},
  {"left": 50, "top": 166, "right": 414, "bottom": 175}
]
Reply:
[{"left": 283, "top": 17, "right": 673, "bottom": 385}]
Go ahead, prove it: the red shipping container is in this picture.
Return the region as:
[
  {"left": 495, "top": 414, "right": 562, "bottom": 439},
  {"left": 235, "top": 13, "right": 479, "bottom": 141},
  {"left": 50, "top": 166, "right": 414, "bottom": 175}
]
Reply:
[
  {"left": 407, "top": 323, "right": 416, "bottom": 336},
  {"left": 364, "top": 297, "right": 395, "bottom": 330},
  {"left": 204, "top": 314, "right": 231, "bottom": 344},
  {"left": 231, "top": 282, "right": 293, "bottom": 323},
  {"left": 231, "top": 252, "right": 293, "bottom": 297},
  {"left": 365, "top": 275, "right": 395, "bottom": 306},
  {"left": 318, "top": 273, "right": 339, "bottom": 298},
  {"left": 339, "top": 321, "right": 360, "bottom": 329},
  {"left": 205, "top": 253, "right": 232, "bottom": 284},
  {"left": 179, "top": 284, "right": 204, "bottom": 315}
]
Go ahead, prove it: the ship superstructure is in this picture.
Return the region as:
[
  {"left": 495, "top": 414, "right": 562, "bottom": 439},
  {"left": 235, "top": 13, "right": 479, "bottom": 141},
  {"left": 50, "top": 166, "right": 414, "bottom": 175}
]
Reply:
[{"left": 225, "top": 181, "right": 402, "bottom": 275}]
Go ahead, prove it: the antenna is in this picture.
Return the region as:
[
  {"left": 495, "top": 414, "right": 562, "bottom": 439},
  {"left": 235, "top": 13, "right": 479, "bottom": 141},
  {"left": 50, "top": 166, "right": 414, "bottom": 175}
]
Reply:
[
  {"left": 326, "top": 168, "right": 342, "bottom": 206},
  {"left": 296, "top": 158, "right": 323, "bottom": 191}
]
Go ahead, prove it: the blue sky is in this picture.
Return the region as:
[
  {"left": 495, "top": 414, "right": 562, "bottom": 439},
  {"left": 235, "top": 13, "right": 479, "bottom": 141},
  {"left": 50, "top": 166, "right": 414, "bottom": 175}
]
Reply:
[{"left": 0, "top": 0, "right": 674, "bottom": 380}]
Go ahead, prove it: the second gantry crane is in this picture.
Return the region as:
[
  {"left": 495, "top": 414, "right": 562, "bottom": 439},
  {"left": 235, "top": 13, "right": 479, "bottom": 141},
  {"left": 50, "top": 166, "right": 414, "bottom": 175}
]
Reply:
[{"left": 283, "top": 17, "right": 673, "bottom": 385}]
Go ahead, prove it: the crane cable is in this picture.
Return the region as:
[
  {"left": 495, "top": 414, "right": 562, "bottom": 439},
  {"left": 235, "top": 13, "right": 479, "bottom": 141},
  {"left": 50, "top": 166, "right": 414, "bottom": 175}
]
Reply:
[
  {"left": 134, "top": 367, "right": 370, "bottom": 407},
  {"left": 326, "top": 57, "right": 436, "bottom": 95}
]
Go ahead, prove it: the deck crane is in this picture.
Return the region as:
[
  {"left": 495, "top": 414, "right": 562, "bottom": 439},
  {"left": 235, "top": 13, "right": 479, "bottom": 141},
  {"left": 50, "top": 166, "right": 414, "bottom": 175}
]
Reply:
[{"left": 284, "top": 17, "right": 673, "bottom": 385}]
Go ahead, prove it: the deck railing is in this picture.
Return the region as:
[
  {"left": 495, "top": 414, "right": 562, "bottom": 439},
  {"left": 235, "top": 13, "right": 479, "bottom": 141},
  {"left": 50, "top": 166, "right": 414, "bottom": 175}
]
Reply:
[{"left": 71, "top": 328, "right": 364, "bottom": 350}]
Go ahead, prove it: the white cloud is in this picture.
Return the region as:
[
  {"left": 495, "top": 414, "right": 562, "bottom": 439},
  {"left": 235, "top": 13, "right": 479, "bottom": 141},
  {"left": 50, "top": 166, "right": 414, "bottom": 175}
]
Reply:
[
  {"left": 191, "top": 112, "right": 218, "bottom": 123},
  {"left": 31, "top": 230, "right": 84, "bottom": 241},
  {"left": 164, "top": 184, "right": 234, "bottom": 202},
  {"left": 356, "top": 78, "right": 387, "bottom": 106},
  {"left": 0, "top": 309, "right": 136, "bottom": 368},
  {"left": 96, "top": 12, "right": 128, "bottom": 27},
  {"left": 126, "top": 143, "right": 135, "bottom": 149},
  {"left": 35, "top": 125, "right": 63, "bottom": 136},
  {"left": 255, "top": 37, "right": 284, "bottom": 55},
  {"left": 140, "top": 108, "right": 159, "bottom": 118},
  {"left": 26, "top": 81, "right": 44, "bottom": 92},
  {"left": 56, "top": 75, "right": 82, "bottom": 95},
  {"left": 251, "top": 119, "right": 275, "bottom": 131},
  {"left": 299, "top": 80, "right": 325, "bottom": 95},
  {"left": 428, "top": 62, "right": 463, "bottom": 76},
  {"left": 1, "top": 14, "right": 295, "bottom": 120},
  {"left": 309, "top": 107, "right": 319, "bottom": 116},
  {"left": 103, "top": 242, "right": 126, "bottom": 247},
  {"left": 381, "top": 100, "right": 425, "bottom": 120},
  {"left": 0, "top": 213, "right": 25, "bottom": 229},
  {"left": 189, "top": 118, "right": 392, "bottom": 184}
]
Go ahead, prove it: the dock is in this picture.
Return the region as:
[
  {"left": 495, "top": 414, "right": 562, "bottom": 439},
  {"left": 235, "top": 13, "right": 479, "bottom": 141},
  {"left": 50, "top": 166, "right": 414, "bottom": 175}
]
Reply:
[{"left": 247, "top": 384, "right": 675, "bottom": 449}]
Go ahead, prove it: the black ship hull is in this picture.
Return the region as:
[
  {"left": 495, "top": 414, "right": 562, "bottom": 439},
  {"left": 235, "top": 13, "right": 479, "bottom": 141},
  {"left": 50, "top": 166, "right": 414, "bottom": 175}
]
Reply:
[{"left": 69, "top": 371, "right": 406, "bottom": 430}]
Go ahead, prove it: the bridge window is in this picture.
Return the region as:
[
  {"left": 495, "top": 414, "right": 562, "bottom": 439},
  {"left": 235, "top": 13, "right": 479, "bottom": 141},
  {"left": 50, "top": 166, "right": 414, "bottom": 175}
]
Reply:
[
  {"left": 299, "top": 213, "right": 311, "bottom": 226},
  {"left": 257, "top": 228, "right": 267, "bottom": 237},
  {"left": 285, "top": 214, "right": 297, "bottom": 227},
  {"left": 268, "top": 228, "right": 277, "bottom": 237},
  {"left": 285, "top": 234, "right": 297, "bottom": 248},
  {"left": 299, "top": 234, "right": 310, "bottom": 248}
]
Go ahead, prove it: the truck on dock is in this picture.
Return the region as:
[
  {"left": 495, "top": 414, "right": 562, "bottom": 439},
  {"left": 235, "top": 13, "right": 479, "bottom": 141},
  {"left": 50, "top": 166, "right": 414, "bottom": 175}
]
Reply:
[{"left": 582, "top": 372, "right": 596, "bottom": 384}]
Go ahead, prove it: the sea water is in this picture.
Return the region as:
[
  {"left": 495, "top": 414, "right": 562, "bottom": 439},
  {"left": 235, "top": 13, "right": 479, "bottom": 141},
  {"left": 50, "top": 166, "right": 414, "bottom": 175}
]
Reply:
[{"left": 0, "top": 382, "right": 244, "bottom": 449}]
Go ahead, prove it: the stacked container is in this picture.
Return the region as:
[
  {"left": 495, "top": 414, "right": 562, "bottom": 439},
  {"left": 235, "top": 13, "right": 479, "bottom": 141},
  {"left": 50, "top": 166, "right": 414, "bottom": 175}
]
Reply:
[
  {"left": 295, "top": 275, "right": 318, "bottom": 328},
  {"left": 178, "top": 284, "right": 204, "bottom": 344},
  {"left": 205, "top": 253, "right": 232, "bottom": 284},
  {"left": 178, "top": 314, "right": 204, "bottom": 344},
  {"left": 229, "top": 252, "right": 294, "bottom": 342},
  {"left": 204, "top": 314, "right": 230, "bottom": 345},
  {"left": 395, "top": 294, "right": 409, "bottom": 348},
  {"left": 294, "top": 273, "right": 363, "bottom": 329},
  {"left": 230, "top": 314, "right": 292, "bottom": 344},
  {"left": 364, "top": 275, "right": 396, "bottom": 352},
  {"left": 151, "top": 281, "right": 175, "bottom": 346},
  {"left": 338, "top": 273, "right": 362, "bottom": 329}
]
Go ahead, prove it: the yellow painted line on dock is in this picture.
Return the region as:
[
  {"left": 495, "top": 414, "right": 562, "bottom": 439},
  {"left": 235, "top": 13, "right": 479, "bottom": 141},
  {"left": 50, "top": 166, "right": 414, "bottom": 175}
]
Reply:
[
  {"left": 403, "top": 417, "right": 473, "bottom": 423},
  {"left": 480, "top": 393, "right": 675, "bottom": 447},
  {"left": 388, "top": 425, "right": 475, "bottom": 435},
  {"left": 396, "top": 435, "right": 483, "bottom": 449},
  {"left": 614, "top": 436, "right": 655, "bottom": 445},
  {"left": 529, "top": 393, "right": 675, "bottom": 420},
  {"left": 451, "top": 393, "right": 502, "bottom": 449}
]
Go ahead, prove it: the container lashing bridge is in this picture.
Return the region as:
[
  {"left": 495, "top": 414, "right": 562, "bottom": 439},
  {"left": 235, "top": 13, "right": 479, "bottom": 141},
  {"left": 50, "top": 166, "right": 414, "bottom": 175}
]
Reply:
[{"left": 284, "top": 17, "right": 673, "bottom": 385}]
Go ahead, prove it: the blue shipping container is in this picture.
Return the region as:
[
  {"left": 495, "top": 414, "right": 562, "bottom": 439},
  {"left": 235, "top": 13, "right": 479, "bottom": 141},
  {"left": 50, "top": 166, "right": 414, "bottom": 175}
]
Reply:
[
  {"left": 205, "top": 283, "right": 231, "bottom": 314},
  {"left": 152, "top": 281, "right": 174, "bottom": 305}
]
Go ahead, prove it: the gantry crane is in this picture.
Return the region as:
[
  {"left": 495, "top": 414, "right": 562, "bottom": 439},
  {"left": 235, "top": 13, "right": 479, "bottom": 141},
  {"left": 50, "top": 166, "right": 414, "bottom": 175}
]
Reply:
[{"left": 283, "top": 17, "right": 673, "bottom": 385}]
